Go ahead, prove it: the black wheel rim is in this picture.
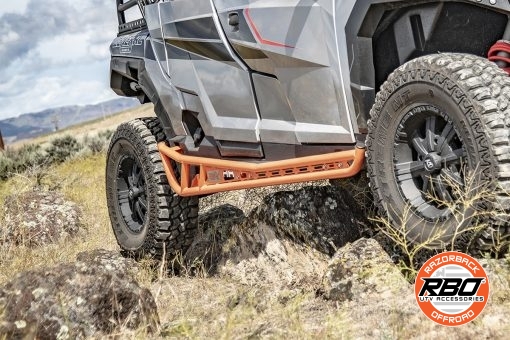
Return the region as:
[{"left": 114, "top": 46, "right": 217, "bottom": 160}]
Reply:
[
  {"left": 116, "top": 154, "right": 148, "bottom": 233},
  {"left": 393, "top": 105, "right": 468, "bottom": 221}
]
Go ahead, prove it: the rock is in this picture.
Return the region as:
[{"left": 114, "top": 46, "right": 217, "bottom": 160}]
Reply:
[
  {"left": 251, "top": 185, "right": 368, "bottom": 255},
  {"left": 372, "top": 230, "right": 438, "bottom": 269},
  {"left": 0, "top": 250, "right": 158, "bottom": 339},
  {"left": 218, "top": 221, "right": 329, "bottom": 291},
  {"left": 186, "top": 185, "right": 369, "bottom": 290},
  {"left": 328, "top": 243, "right": 510, "bottom": 339},
  {"left": 323, "top": 238, "right": 411, "bottom": 301},
  {"left": 2, "top": 190, "right": 82, "bottom": 247},
  {"left": 76, "top": 248, "right": 139, "bottom": 274},
  {"left": 479, "top": 258, "right": 510, "bottom": 303},
  {"left": 185, "top": 204, "right": 246, "bottom": 273}
]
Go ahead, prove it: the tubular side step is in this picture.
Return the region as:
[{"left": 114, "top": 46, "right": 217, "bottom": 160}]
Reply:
[{"left": 158, "top": 143, "right": 366, "bottom": 197}]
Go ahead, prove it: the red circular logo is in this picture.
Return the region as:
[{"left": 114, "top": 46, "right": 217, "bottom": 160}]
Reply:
[{"left": 415, "top": 251, "right": 489, "bottom": 327}]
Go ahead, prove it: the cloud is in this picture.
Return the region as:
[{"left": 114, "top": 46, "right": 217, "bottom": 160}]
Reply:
[
  {"left": 0, "top": 0, "right": 121, "bottom": 119},
  {"left": 0, "top": 31, "right": 20, "bottom": 45},
  {"left": 0, "top": 1, "right": 30, "bottom": 16},
  {"left": 0, "top": 61, "right": 117, "bottom": 117},
  {"left": 0, "top": 0, "right": 117, "bottom": 69}
]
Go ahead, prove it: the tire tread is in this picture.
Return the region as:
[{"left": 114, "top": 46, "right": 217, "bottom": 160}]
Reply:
[
  {"left": 366, "top": 53, "right": 510, "bottom": 253},
  {"left": 106, "top": 117, "right": 198, "bottom": 259}
]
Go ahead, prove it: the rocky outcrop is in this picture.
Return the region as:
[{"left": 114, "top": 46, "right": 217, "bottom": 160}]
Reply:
[
  {"left": 2, "top": 190, "right": 82, "bottom": 246},
  {"left": 251, "top": 185, "right": 368, "bottom": 255},
  {"left": 322, "top": 238, "right": 411, "bottom": 301},
  {"left": 187, "top": 185, "right": 369, "bottom": 290},
  {"left": 188, "top": 203, "right": 329, "bottom": 290},
  {"left": 186, "top": 204, "right": 246, "bottom": 273},
  {"left": 218, "top": 220, "right": 329, "bottom": 291},
  {"left": 322, "top": 238, "right": 510, "bottom": 339},
  {"left": 0, "top": 250, "right": 158, "bottom": 339}
]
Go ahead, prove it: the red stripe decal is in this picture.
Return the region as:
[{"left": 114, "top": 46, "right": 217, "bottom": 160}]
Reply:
[{"left": 244, "top": 8, "right": 294, "bottom": 48}]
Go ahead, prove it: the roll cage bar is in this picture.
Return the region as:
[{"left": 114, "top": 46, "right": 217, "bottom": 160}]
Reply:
[{"left": 116, "top": 0, "right": 158, "bottom": 35}]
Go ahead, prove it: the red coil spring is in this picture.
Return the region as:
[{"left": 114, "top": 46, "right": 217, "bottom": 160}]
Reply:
[{"left": 488, "top": 40, "right": 510, "bottom": 74}]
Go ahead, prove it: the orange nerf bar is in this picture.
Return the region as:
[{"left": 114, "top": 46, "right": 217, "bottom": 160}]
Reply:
[{"left": 158, "top": 142, "right": 365, "bottom": 197}]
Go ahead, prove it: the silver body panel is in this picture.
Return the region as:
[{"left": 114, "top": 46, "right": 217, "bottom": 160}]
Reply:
[{"left": 111, "top": 0, "right": 510, "bottom": 151}]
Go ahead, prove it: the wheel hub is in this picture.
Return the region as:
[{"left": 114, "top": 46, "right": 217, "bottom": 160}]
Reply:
[
  {"left": 116, "top": 155, "right": 148, "bottom": 234},
  {"left": 393, "top": 106, "right": 467, "bottom": 221},
  {"left": 423, "top": 153, "right": 442, "bottom": 172},
  {"left": 128, "top": 187, "right": 142, "bottom": 200}
]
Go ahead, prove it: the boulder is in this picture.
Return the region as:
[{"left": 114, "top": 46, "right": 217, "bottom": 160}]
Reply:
[
  {"left": 0, "top": 250, "right": 158, "bottom": 339},
  {"left": 250, "top": 185, "right": 368, "bottom": 255},
  {"left": 2, "top": 190, "right": 82, "bottom": 246},
  {"left": 186, "top": 204, "right": 246, "bottom": 273},
  {"left": 76, "top": 248, "right": 138, "bottom": 274},
  {"left": 323, "top": 238, "right": 411, "bottom": 301},
  {"left": 218, "top": 220, "right": 329, "bottom": 291},
  {"left": 479, "top": 258, "right": 510, "bottom": 303},
  {"left": 333, "top": 248, "right": 510, "bottom": 339},
  {"left": 188, "top": 185, "right": 368, "bottom": 290}
]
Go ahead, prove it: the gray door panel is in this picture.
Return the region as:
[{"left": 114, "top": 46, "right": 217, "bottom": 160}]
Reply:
[
  {"left": 215, "top": 0, "right": 357, "bottom": 144},
  {"left": 146, "top": 0, "right": 261, "bottom": 143}
]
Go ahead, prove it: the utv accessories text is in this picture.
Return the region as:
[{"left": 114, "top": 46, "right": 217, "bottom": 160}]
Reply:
[{"left": 158, "top": 143, "right": 365, "bottom": 197}]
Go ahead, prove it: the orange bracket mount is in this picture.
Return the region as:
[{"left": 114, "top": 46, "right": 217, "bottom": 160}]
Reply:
[{"left": 158, "top": 142, "right": 366, "bottom": 197}]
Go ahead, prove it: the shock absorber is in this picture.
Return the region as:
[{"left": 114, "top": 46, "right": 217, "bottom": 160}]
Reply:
[
  {"left": 488, "top": 40, "right": 510, "bottom": 74},
  {"left": 488, "top": 23, "right": 510, "bottom": 74}
]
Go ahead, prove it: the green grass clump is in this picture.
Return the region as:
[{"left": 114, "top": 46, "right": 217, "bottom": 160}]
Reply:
[
  {"left": 0, "top": 144, "right": 46, "bottom": 180},
  {"left": 45, "top": 135, "right": 83, "bottom": 164},
  {"left": 0, "top": 132, "right": 113, "bottom": 181}
]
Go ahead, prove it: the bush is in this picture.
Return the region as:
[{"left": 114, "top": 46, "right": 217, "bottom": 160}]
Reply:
[
  {"left": 0, "top": 145, "right": 46, "bottom": 180},
  {"left": 83, "top": 130, "right": 113, "bottom": 154},
  {"left": 97, "top": 129, "right": 113, "bottom": 141},
  {"left": 46, "top": 135, "right": 83, "bottom": 164},
  {"left": 0, "top": 132, "right": 113, "bottom": 182},
  {"left": 86, "top": 137, "right": 105, "bottom": 154},
  {"left": 0, "top": 155, "right": 15, "bottom": 180}
]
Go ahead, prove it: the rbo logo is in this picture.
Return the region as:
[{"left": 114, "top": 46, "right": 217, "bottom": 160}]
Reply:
[{"left": 415, "top": 251, "right": 489, "bottom": 327}]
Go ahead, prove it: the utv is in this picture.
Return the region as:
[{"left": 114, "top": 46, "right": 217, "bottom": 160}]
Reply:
[{"left": 107, "top": 0, "right": 510, "bottom": 259}]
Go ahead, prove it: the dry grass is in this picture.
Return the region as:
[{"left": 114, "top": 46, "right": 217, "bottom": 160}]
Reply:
[
  {"left": 0, "top": 110, "right": 509, "bottom": 339},
  {"left": 0, "top": 153, "right": 353, "bottom": 339},
  {"left": 0, "top": 153, "right": 117, "bottom": 284},
  {"left": 0, "top": 152, "right": 509, "bottom": 339},
  {"left": 153, "top": 278, "right": 344, "bottom": 339},
  {"left": 0, "top": 103, "right": 155, "bottom": 282},
  {"left": 371, "top": 169, "right": 510, "bottom": 280}
]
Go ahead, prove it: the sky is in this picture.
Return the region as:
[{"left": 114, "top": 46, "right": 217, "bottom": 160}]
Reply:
[{"left": 0, "top": 0, "right": 121, "bottom": 120}]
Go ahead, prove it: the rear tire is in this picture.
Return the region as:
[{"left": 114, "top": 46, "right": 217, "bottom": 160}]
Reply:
[
  {"left": 367, "top": 53, "right": 510, "bottom": 253},
  {"left": 106, "top": 118, "right": 199, "bottom": 260}
]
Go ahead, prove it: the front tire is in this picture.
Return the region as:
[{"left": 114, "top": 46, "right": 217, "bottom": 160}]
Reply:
[
  {"left": 106, "top": 118, "right": 199, "bottom": 260},
  {"left": 367, "top": 53, "right": 510, "bottom": 252}
]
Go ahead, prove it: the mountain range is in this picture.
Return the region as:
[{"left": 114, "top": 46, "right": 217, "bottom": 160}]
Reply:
[{"left": 0, "top": 98, "right": 140, "bottom": 143}]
